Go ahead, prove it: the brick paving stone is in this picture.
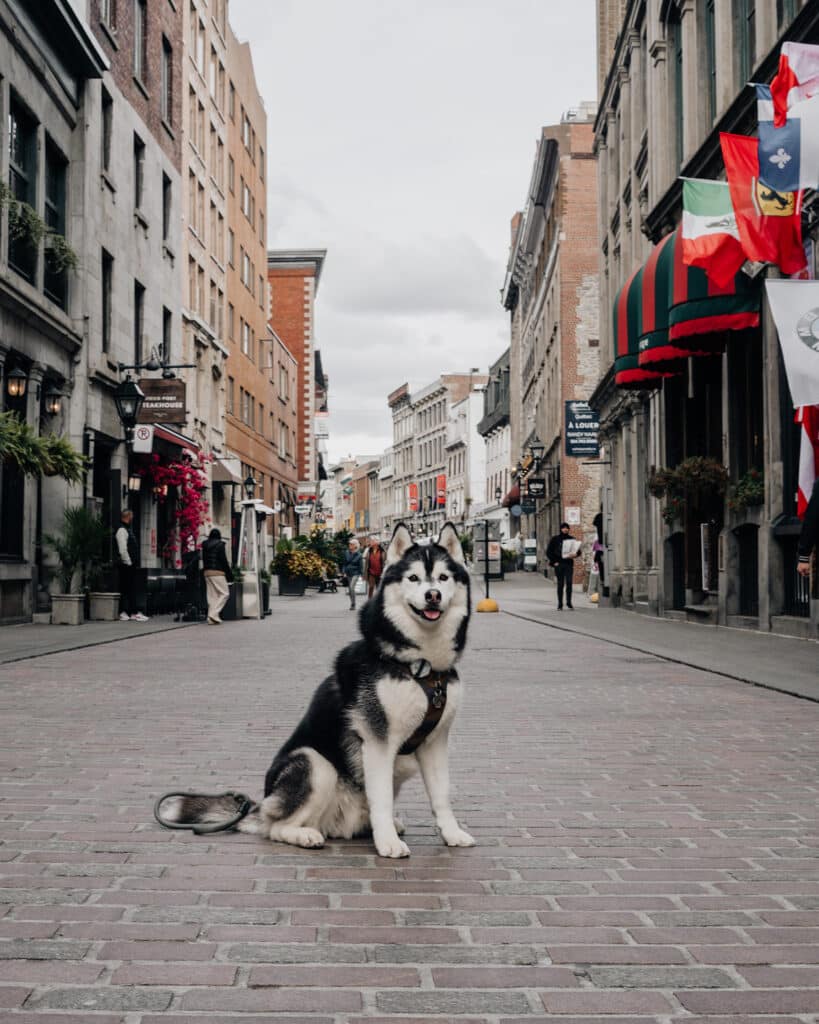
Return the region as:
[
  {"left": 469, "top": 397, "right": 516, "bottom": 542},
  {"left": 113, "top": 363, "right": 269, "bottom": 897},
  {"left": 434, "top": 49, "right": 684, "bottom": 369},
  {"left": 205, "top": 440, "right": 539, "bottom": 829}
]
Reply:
[
  {"left": 2, "top": 591, "right": 819, "bottom": 1022},
  {"left": 0, "top": 987, "right": 31, "bottom": 1008}
]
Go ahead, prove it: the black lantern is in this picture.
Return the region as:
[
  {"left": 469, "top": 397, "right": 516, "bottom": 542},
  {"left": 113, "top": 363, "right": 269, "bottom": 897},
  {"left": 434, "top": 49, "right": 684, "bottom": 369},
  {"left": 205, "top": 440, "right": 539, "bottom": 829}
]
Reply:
[
  {"left": 244, "top": 473, "right": 257, "bottom": 500},
  {"left": 113, "top": 377, "right": 145, "bottom": 434},
  {"left": 43, "top": 387, "right": 63, "bottom": 416},
  {"left": 495, "top": 485, "right": 502, "bottom": 503},
  {"left": 6, "top": 367, "right": 27, "bottom": 399},
  {"left": 529, "top": 435, "right": 545, "bottom": 464}
]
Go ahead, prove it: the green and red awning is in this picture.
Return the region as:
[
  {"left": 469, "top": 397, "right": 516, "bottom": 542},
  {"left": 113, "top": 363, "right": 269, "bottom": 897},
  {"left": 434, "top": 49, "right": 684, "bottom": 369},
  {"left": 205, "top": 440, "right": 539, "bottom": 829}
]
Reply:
[{"left": 614, "top": 229, "right": 761, "bottom": 387}]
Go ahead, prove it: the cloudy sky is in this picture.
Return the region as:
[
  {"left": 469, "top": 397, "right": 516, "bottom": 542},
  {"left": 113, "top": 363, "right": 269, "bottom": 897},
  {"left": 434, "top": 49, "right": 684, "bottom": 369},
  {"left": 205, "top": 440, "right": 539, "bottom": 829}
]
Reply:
[{"left": 230, "top": 0, "right": 597, "bottom": 465}]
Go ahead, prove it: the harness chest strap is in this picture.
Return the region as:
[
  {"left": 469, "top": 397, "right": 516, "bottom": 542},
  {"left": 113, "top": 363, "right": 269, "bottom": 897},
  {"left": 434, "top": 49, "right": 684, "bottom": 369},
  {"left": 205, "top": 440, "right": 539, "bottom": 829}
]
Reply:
[{"left": 398, "top": 668, "right": 455, "bottom": 756}]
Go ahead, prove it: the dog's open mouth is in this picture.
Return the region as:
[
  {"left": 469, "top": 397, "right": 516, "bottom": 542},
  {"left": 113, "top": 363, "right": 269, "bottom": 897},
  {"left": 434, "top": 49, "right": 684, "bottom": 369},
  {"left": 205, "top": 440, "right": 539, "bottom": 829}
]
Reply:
[{"left": 413, "top": 606, "right": 443, "bottom": 622}]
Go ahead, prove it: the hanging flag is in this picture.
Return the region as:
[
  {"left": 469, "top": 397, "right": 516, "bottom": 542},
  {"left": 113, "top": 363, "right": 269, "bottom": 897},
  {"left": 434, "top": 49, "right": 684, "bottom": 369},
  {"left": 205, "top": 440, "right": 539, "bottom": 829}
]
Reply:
[
  {"left": 796, "top": 405, "right": 819, "bottom": 519},
  {"left": 765, "top": 280, "right": 819, "bottom": 408},
  {"left": 681, "top": 179, "right": 745, "bottom": 287},
  {"left": 756, "top": 83, "right": 819, "bottom": 192},
  {"left": 407, "top": 482, "right": 419, "bottom": 513},
  {"left": 435, "top": 474, "right": 447, "bottom": 508},
  {"left": 770, "top": 41, "right": 819, "bottom": 126},
  {"left": 720, "top": 132, "right": 807, "bottom": 275}
]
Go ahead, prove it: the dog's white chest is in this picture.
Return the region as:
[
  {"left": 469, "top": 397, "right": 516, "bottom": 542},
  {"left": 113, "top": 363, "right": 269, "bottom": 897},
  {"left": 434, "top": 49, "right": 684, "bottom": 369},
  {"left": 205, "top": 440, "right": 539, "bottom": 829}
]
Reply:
[{"left": 376, "top": 674, "right": 430, "bottom": 741}]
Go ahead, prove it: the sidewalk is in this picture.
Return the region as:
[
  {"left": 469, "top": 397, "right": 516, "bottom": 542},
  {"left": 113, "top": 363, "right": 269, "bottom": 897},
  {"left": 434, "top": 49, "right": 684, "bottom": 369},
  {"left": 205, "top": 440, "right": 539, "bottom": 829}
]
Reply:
[
  {"left": 482, "top": 570, "right": 819, "bottom": 703},
  {"left": 0, "top": 615, "right": 196, "bottom": 666}
]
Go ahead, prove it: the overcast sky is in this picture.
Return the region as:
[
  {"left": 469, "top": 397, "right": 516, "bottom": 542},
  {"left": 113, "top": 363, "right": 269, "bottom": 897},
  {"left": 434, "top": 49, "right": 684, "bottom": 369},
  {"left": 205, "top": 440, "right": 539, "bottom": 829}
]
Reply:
[{"left": 230, "top": 0, "right": 597, "bottom": 466}]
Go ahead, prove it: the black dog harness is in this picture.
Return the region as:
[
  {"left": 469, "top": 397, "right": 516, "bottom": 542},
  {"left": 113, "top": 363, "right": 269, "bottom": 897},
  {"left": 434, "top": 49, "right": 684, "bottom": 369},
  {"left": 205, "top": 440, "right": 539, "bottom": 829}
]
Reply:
[{"left": 394, "top": 659, "right": 456, "bottom": 756}]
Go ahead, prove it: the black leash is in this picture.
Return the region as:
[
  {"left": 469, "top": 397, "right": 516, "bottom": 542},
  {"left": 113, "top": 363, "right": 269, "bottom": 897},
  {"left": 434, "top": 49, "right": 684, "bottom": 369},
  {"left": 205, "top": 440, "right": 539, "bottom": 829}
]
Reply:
[{"left": 153, "top": 790, "right": 255, "bottom": 836}]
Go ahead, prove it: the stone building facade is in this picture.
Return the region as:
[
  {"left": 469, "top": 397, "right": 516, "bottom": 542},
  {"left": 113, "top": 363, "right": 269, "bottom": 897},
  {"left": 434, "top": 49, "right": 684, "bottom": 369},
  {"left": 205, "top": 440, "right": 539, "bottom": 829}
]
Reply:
[
  {"left": 502, "top": 108, "right": 601, "bottom": 573},
  {"left": 593, "top": 0, "right": 818, "bottom": 637}
]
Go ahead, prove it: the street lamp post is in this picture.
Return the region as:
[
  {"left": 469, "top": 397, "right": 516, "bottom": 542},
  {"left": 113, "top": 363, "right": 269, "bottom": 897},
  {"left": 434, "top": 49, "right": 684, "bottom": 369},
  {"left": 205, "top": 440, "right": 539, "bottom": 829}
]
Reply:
[{"left": 113, "top": 377, "right": 145, "bottom": 445}]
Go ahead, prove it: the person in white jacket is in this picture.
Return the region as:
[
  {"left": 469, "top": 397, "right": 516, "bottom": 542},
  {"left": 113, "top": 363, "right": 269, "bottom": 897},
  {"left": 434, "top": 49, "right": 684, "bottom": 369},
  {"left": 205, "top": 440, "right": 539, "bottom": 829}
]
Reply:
[{"left": 115, "top": 510, "right": 149, "bottom": 622}]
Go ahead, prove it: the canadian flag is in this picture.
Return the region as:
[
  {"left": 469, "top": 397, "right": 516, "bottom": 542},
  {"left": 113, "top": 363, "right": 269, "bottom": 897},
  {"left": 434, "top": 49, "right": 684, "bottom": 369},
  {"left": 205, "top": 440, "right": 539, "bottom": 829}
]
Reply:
[
  {"left": 771, "top": 42, "right": 819, "bottom": 126},
  {"left": 796, "top": 405, "right": 819, "bottom": 519}
]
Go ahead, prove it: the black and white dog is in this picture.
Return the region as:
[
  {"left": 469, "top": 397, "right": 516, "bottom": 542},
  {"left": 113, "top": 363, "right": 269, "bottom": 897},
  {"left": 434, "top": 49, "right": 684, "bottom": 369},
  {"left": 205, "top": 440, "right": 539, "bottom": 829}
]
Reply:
[{"left": 161, "top": 522, "right": 474, "bottom": 858}]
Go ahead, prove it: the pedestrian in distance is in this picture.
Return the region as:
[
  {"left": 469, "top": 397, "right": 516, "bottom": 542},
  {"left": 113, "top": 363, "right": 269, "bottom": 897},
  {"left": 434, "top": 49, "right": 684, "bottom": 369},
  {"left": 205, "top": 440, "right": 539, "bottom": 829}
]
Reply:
[
  {"left": 546, "top": 522, "right": 581, "bottom": 610},
  {"left": 362, "top": 535, "right": 386, "bottom": 598},
  {"left": 201, "top": 528, "right": 232, "bottom": 624},
  {"left": 797, "top": 478, "right": 819, "bottom": 578},
  {"left": 588, "top": 536, "right": 605, "bottom": 604},
  {"left": 115, "top": 510, "right": 149, "bottom": 622},
  {"left": 342, "top": 537, "right": 363, "bottom": 611}
]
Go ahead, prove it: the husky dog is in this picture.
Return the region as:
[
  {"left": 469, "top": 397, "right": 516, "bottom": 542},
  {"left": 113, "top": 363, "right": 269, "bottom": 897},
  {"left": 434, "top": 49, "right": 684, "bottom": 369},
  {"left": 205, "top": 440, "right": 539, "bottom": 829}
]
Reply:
[{"left": 161, "top": 522, "right": 474, "bottom": 858}]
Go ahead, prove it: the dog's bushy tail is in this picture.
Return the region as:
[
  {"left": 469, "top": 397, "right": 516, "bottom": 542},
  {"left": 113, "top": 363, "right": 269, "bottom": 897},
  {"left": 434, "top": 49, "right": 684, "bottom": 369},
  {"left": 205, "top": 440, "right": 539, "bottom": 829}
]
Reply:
[{"left": 158, "top": 793, "right": 265, "bottom": 835}]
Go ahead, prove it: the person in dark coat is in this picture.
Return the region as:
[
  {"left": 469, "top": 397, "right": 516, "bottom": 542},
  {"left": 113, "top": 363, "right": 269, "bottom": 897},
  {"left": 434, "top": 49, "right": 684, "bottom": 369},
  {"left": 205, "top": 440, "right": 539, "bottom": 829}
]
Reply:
[
  {"left": 201, "top": 528, "right": 232, "bottom": 624},
  {"left": 342, "top": 537, "right": 363, "bottom": 611},
  {"left": 797, "top": 479, "right": 819, "bottom": 578},
  {"left": 545, "top": 522, "right": 581, "bottom": 610}
]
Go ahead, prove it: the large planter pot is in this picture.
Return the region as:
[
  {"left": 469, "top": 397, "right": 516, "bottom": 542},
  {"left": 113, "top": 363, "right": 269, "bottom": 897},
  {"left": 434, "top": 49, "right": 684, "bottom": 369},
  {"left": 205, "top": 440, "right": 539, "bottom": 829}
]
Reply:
[
  {"left": 261, "top": 580, "right": 271, "bottom": 615},
  {"left": 88, "top": 592, "right": 120, "bottom": 621},
  {"left": 221, "top": 580, "right": 243, "bottom": 621},
  {"left": 278, "top": 574, "right": 307, "bottom": 596},
  {"left": 51, "top": 594, "right": 85, "bottom": 626}
]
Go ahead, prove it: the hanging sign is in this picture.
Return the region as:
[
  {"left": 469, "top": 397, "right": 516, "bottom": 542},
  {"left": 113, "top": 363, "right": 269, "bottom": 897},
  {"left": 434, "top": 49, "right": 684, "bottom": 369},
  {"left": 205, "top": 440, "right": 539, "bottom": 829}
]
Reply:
[
  {"left": 436, "top": 474, "right": 447, "bottom": 507},
  {"left": 137, "top": 379, "right": 187, "bottom": 424},
  {"left": 527, "top": 478, "right": 546, "bottom": 499},
  {"left": 408, "top": 482, "right": 419, "bottom": 512},
  {"left": 565, "top": 400, "right": 600, "bottom": 457}
]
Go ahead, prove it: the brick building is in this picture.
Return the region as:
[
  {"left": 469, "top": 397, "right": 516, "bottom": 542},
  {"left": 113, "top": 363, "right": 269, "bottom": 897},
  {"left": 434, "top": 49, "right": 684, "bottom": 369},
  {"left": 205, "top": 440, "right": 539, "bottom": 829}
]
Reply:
[
  {"left": 224, "top": 23, "right": 276, "bottom": 533},
  {"left": 501, "top": 107, "right": 600, "bottom": 572},
  {"left": 267, "top": 249, "right": 327, "bottom": 502}
]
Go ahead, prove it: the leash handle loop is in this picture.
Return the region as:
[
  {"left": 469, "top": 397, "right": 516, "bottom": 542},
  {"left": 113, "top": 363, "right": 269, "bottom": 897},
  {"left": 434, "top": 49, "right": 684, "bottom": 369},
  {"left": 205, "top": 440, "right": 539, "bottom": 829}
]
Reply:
[{"left": 153, "top": 790, "right": 254, "bottom": 835}]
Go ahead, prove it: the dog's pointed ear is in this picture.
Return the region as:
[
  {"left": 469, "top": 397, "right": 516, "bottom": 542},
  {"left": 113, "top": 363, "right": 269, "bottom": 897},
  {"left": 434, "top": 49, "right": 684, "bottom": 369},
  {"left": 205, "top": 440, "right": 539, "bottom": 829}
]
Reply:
[
  {"left": 436, "top": 522, "right": 466, "bottom": 566},
  {"left": 386, "top": 522, "right": 414, "bottom": 566}
]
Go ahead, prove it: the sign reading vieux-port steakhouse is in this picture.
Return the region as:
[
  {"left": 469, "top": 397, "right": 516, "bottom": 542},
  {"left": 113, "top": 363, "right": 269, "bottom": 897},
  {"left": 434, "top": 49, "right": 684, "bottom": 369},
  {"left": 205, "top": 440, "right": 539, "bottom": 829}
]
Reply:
[{"left": 136, "top": 379, "right": 187, "bottom": 425}]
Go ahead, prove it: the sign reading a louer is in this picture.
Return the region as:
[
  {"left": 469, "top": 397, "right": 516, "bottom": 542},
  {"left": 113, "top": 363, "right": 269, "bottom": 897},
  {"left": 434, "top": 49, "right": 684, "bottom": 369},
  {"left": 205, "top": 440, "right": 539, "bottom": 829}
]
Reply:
[
  {"left": 564, "top": 400, "right": 600, "bottom": 458},
  {"left": 137, "top": 379, "right": 187, "bottom": 424}
]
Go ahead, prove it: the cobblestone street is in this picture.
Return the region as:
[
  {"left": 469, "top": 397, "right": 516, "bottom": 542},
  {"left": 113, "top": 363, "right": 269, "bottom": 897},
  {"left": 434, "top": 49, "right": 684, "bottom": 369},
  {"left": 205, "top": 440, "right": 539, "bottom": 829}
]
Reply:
[{"left": 1, "top": 579, "right": 819, "bottom": 1022}]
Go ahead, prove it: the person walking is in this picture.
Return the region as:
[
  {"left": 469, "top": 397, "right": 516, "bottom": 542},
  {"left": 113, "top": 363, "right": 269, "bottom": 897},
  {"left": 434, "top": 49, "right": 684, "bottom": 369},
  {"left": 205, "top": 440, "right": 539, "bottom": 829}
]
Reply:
[
  {"left": 201, "top": 528, "right": 232, "bottom": 624},
  {"left": 588, "top": 536, "right": 605, "bottom": 603},
  {"left": 362, "top": 535, "right": 385, "bottom": 598},
  {"left": 797, "top": 478, "right": 819, "bottom": 577},
  {"left": 342, "top": 537, "right": 363, "bottom": 611},
  {"left": 115, "top": 510, "right": 149, "bottom": 622},
  {"left": 546, "top": 522, "right": 581, "bottom": 610}
]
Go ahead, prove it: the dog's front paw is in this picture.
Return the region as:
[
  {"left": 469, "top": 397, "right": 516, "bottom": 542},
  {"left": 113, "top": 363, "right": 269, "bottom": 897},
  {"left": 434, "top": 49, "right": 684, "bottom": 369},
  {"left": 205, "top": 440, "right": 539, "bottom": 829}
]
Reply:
[
  {"left": 393, "top": 816, "right": 406, "bottom": 836},
  {"left": 441, "top": 826, "right": 475, "bottom": 847},
  {"left": 374, "top": 833, "right": 411, "bottom": 858}
]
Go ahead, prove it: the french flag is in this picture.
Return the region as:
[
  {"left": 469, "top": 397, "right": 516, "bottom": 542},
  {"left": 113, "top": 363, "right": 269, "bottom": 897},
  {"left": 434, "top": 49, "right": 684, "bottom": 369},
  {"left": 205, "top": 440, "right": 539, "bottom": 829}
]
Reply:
[
  {"left": 771, "top": 42, "right": 819, "bottom": 127},
  {"left": 756, "top": 83, "right": 819, "bottom": 192}
]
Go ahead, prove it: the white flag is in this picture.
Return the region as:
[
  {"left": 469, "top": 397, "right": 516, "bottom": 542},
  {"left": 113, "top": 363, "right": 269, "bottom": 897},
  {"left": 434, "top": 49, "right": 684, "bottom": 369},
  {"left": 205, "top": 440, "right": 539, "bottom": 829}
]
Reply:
[{"left": 765, "top": 280, "right": 819, "bottom": 407}]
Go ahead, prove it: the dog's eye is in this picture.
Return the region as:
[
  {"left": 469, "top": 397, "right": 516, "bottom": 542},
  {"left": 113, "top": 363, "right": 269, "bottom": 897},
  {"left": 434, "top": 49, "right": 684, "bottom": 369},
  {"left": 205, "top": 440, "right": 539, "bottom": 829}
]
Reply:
[
  {"left": 408, "top": 574, "right": 420, "bottom": 583},
  {"left": 438, "top": 573, "right": 449, "bottom": 582}
]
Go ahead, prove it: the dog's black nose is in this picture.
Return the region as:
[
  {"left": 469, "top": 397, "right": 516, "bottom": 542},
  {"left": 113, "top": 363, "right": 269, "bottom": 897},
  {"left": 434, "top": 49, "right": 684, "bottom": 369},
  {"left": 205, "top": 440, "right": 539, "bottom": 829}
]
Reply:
[{"left": 425, "top": 589, "right": 441, "bottom": 605}]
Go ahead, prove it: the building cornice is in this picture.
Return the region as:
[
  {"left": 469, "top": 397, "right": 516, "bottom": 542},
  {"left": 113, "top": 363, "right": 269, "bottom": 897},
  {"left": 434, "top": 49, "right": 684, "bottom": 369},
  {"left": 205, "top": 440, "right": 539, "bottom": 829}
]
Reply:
[{"left": 267, "top": 249, "right": 327, "bottom": 291}]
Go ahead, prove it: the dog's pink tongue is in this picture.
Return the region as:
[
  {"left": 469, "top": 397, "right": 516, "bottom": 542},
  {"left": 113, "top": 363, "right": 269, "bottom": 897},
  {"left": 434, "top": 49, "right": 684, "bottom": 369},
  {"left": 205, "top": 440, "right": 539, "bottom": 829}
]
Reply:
[{"left": 423, "top": 609, "right": 441, "bottom": 620}]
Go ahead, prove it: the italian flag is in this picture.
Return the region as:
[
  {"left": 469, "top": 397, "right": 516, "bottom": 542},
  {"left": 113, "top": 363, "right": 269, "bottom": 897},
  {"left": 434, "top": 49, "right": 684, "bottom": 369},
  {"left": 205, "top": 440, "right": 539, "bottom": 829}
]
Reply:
[{"left": 681, "top": 179, "right": 746, "bottom": 288}]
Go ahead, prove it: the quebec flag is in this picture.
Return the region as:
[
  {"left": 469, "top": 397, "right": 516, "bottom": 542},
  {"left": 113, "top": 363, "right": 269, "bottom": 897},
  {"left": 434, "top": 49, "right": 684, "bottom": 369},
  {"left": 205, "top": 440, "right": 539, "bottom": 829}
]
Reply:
[{"left": 757, "top": 83, "right": 819, "bottom": 192}]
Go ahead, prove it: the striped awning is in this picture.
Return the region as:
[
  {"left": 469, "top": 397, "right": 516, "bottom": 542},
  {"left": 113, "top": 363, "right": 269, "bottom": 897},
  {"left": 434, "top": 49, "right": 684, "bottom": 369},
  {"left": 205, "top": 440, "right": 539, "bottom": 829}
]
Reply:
[
  {"left": 617, "top": 230, "right": 762, "bottom": 387},
  {"left": 613, "top": 266, "right": 671, "bottom": 388}
]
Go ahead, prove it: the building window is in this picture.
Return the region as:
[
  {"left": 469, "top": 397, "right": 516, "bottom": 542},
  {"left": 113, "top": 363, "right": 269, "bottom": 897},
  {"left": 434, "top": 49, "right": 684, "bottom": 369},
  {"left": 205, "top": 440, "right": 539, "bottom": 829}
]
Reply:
[
  {"left": 228, "top": 79, "right": 235, "bottom": 120},
  {"left": 209, "top": 46, "right": 217, "bottom": 96},
  {"left": 133, "top": 133, "right": 145, "bottom": 211},
  {"left": 228, "top": 301, "right": 234, "bottom": 339},
  {"left": 161, "top": 37, "right": 173, "bottom": 125},
  {"left": 101, "top": 249, "right": 113, "bottom": 353},
  {"left": 162, "top": 306, "right": 172, "bottom": 363},
  {"left": 134, "top": 280, "right": 145, "bottom": 364},
  {"left": 228, "top": 154, "right": 234, "bottom": 193},
  {"left": 101, "top": 87, "right": 113, "bottom": 173},
  {"left": 735, "top": 0, "right": 756, "bottom": 87},
  {"left": 228, "top": 227, "right": 234, "bottom": 266},
  {"left": 668, "top": 12, "right": 684, "bottom": 170},
  {"left": 227, "top": 376, "right": 234, "bottom": 415},
  {"left": 705, "top": 0, "right": 717, "bottom": 124},
  {"left": 777, "top": 0, "right": 798, "bottom": 28},
  {"left": 101, "top": 0, "right": 117, "bottom": 31},
  {"left": 259, "top": 210, "right": 264, "bottom": 241},
  {"left": 279, "top": 363, "right": 288, "bottom": 400},
  {"left": 259, "top": 275, "right": 264, "bottom": 309},
  {"left": 259, "top": 145, "right": 264, "bottom": 182},
  {"left": 7, "top": 94, "right": 38, "bottom": 282},
  {"left": 133, "top": 0, "right": 147, "bottom": 83},
  {"left": 196, "top": 16, "right": 205, "bottom": 71},
  {"left": 162, "top": 173, "right": 172, "bottom": 242},
  {"left": 44, "top": 140, "right": 68, "bottom": 308},
  {"left": 280, "top": 421, "right": 288, "bottom": 456}
]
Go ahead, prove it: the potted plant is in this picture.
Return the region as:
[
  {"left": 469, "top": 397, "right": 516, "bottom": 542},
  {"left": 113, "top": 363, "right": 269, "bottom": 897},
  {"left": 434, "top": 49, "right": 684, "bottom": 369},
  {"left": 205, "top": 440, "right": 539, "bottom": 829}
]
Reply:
[
  {"left": 221, "top": 565, "right": 243, "bottom": 621},
  {"left": 272, "top": 538, "right": 324, "bottom": 596},
  {"left": 728, "top": 467, "right": 764, "bottom": 514},
  {"left": 43, "top": 507, "right": 88, "bottom": 625},
  {"left": 647, "top": 456, "right": 729, "bottom": 525}
]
